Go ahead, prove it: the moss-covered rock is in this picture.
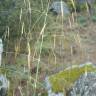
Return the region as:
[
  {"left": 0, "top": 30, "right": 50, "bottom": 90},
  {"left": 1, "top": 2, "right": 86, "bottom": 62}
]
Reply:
[{"left": 49, "top": 62, "right": 96, "bottom": 93}]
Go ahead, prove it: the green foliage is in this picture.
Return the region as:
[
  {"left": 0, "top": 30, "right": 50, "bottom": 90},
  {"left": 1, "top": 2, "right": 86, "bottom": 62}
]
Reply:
[
  {"left": 35, "top": 33, "right": 52, "bottom": 56},
  {"left": 41, "top": 92, "right": 48, "bottom": 96},
  {"left": 91, "top": 15, "right": 96, "bottom": 22},
  {"left": 0, "top": 64, "right": 29, "bottom": 80},
  {"left": 0, "top": 0, "right": 17, "bottom": 36},
  {"left": 0, "top": 64, "right": 31, "bottom": 96},
  {"left": 16, "top": 55, "right": 27, "bottom": 66},
  {"left": 77, "top": 16, "right": 87, "bottom": 26},
  {"left": 67, "top": 0, "right": 87, "bottom": 12}
]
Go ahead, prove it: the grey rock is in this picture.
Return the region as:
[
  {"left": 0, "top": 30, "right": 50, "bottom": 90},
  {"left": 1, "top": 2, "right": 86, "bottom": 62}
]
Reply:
[
  {"left": 69, "top": 72, "right": 96, "bottom": 96},
  {"left": 45, "top": 77, "right": 51, "bottom": 90},
  {"left": 48, "top": 90, "right": 64, "bottom": 96},
  {"left": 49, "top": 1, "right": 70, "bottom": 15},
  {"left": 0, "top": 75, "right": 9, "bottom": 96}
]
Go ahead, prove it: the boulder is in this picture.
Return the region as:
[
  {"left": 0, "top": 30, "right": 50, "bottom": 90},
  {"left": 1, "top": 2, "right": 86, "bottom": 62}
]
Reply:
[
  {"left": 49, "top": 1, "right": 70, "bottom": 15},
  {"left": 0, "top": 75, "right": 9, "bottom": 96},
  {"left": 69, "top": 72, "right": 96, "bottom": 96}
]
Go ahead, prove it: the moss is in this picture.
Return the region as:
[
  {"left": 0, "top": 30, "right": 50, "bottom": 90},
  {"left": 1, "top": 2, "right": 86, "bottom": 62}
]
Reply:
[
  {"left": 49, "top": 64, "right": 96, "bottom": 93},
  {"left": 41, "top": 92, "right": 48, "bottom": 96}
]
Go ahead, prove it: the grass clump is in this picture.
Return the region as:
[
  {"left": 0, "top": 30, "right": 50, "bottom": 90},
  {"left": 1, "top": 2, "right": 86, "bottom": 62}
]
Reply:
[
  {"left": 91, "top": 15, "right": 96, "bottom": 22},
  {"left": 49, "top": 63, "right": 96, "bottom": 93},
  {"left": 77, "top": 16, "right": 87, "bottom": 27}
]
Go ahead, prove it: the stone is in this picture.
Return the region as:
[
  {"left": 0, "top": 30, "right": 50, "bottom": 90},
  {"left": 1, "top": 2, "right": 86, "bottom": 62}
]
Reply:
[
  {"left": 49, "top": 1, "right": 70, "bottom": 15},
  {"left": 0, "top": 75, "right": 9, "bottom": 96},
  {"left": 69, "top": 72, "right": 96, "bottom": 96}
]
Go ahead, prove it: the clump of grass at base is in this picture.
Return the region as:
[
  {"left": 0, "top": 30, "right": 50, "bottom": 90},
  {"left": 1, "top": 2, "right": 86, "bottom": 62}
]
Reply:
[
  {"left": 91, "top": 15, "right": 96, "bottom": 22},
  {"left": 77, "top": 16, "right": 87, "bottom": 27},
  {"left": 49, "top": 64, "right": 96, "bottom": 93}
]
